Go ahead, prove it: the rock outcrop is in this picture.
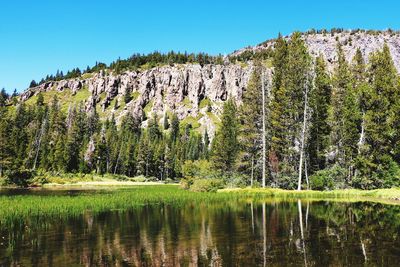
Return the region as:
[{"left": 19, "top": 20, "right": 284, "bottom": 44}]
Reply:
[
  {"left": 20, "top": 30, "right": 400, "bottom": 136},
  {"left": 232, "top": 30, "right": 400, "bottom": 72},
  {"left": 21, "top": 64, "right": 253, "bottom": 136}
]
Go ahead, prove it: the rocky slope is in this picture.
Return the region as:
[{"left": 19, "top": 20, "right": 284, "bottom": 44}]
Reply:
[
  {"left": 21, "top": 64, "right": 253, "bottom": 137},
  {"left": 233, "top": 30, "right": 400, "bottom": 71},
  {"left": 20, "top": 30, "right": 400, "bottom": 136}
]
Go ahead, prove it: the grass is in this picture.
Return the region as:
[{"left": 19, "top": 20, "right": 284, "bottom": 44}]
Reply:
[
  {"left": 31, "top": 172, "right": 160, "bottom": 186},
  {"left": 199, "top": 97, "right": 212, "bottom": 109},
  {"left": 0, "top": 185, "right": 242, "bottom": 229},
  {"left": 206, "top": 111, "right": 220, "bottom": 125},
  {"left": 24, "top": 86, "right": 91, "bottom": 113},
  {"left": 132, "top": 91, "right": 140, "bottom": 100},
  {"left": 219, "top": 187, "right": 400, "bottom": 204},
  {"left": 1, "top": 184, "right": 400, "bottom": 231},
  {"left": 180, "top": 115, "right": 201, "bottom": 129},
  {"left": 182, "top": 97, "right": 192, "bottom": 108},
  {"left": 81, "top": 72, "right": 94, "bottom": 79},
  {"left": 143, "top": 100, "right": 154, "bottom": 116}
]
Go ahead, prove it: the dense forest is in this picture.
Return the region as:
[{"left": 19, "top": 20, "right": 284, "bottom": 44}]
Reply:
[{"left": 1, "top": 32, "right": 400, "bottom": 190}]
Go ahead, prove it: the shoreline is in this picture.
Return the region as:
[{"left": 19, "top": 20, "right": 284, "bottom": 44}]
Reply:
[
  {"left": 2, "top": 182, "right": 400, "bottom": 205},
  {"left": 219, "top": 187, "right": 400, "bottom": 205}
]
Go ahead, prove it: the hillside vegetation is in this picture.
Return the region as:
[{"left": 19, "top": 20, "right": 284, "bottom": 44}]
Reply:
[{"left": 1, "top": 30, "right": 400, "bottom": 191}]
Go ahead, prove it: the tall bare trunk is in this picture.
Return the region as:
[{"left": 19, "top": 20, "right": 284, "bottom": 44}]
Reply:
[
  {"left": 33, "top": 113, "right": 47, "bottom": 170},
  {"left": 251, "top": 155, "right": 254, "bottom": 187},
  {"left": 262, "top": 70, "right": 266, "bottom": 188},
  {"left": 298, "top": 87, "right": 309, "bottom": 191},
  {"left": 114, "top": 134, "right": 125, "bottom": 175}
]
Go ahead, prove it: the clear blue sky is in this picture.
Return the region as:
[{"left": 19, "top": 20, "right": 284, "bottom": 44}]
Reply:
[{"left": 1, "top": 0, "right": 399, "bottom": 93}]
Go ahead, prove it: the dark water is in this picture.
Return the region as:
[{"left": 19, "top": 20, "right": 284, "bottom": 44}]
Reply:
[{"left": 1, "top": 192, "right": 400, "bottom": 266}]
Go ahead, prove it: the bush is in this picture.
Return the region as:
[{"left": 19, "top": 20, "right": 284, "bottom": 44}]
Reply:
[
  {"left": 30, "top": 175, "right": 49, "bottom": 186},
  {"left": 164, "top": 178, "right": 174, "bottom": 184},
  {"left": 223, "top": 172, "right": 248, "bottom": 188},
  {"left": 275, "top": 163, "right": 298, "bottom": 189},
  {"left": 353, "top": 156, "right": 400, "bottom": 189},
  {"left": 4, "top": 169, "right": 35, "bottom": 187},
  {"left": 180, "top": 160, "right": 217, "bottom": 189},
  {"left": 189, "top": 178, "right": 224, "bottom": 192},
  {"left": 0, "top": 176, "right": 7, "bottom": 186},
  {"left": 310, "top": 165, "right": 346, "bottom": 190}
]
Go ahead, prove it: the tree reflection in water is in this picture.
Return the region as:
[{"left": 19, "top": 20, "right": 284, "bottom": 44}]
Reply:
[{"left": 1, "top": 200, "right": 400, "bottom": 266}]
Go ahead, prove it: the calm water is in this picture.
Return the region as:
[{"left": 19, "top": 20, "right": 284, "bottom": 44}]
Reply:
[{"left": 1, "top": 190, "right": 400, "bottom": 266}]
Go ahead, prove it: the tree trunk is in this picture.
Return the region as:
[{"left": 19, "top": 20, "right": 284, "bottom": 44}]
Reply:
[
  {"left": 298, "top": 87, "right": 309, "bottom": 191},
  {"left": 262, "top": 69, "right": 266, "bottom": 188},
  {"left": 33, "top": 113, "right": 47, "bottom": 170}
]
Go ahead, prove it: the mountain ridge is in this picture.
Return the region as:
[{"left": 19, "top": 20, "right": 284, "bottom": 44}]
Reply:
[{"left": 19, "top": 29, "right": 400, "bottom": 137}]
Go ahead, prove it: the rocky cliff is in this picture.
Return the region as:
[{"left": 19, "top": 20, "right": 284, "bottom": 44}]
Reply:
[
  {"left": 233, "top": 30, "right": 400, "bottom": 71},
  {"left": 20, "top": 30, "right": 400, "bottom": 136},
  {"left": 21, "top": 64, "right": 253, "bottom": 137}
]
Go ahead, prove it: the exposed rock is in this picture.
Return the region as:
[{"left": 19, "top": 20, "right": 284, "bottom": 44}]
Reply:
[
  {"left": 20, "top": 30, "right": 400, "bottom": 137},
  {"left": 232, "top": 30, "right": 400, "bottom": 72},
  {"left": 21, "top": 63, "right": 253, "bottom": 137}
]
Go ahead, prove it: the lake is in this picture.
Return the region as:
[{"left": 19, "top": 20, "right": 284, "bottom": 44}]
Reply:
[{"left": 0, "top": 187, "right": 399, "bottom": 266}]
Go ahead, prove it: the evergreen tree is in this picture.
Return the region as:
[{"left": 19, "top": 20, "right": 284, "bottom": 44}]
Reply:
[
  {"left": 330, "top": 43, "right": 362, "bottom": 183},
  {"left": 236, "top": 59, "right": 263, "bottom": 183},
  {"left": 308, "top": 55, "right": 331, "bottom": 173},
  {"left": 211, "top": 98, "right": 239, "bottom": 173},
  {"left": 357, "top": 44, "right": 400, "bottom": 188},
  {"left": 170, "top": 113, "right": 180, "bottom": 142},
  {"left": 163, "top": 114, "right": 169, "bottom": 130}
]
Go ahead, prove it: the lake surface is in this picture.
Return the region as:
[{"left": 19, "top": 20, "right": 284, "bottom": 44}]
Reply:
[{"left": 1, "top": 188, "right": 400, "bottom": 266}]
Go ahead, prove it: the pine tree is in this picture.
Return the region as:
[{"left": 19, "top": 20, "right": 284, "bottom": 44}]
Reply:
[
  {"left": 329, "top": 43, "right": 353, "bottom": 167},
  {"left": 269, "top": 34, "right": 290, "bottom": 177},
  {"left": 236, "top": 59, "right": 263, "bottom": 183},
  {"left": 357, "top": 44, "right": 400, "bottom": 188},
  {"left": 0, "top": 112, "right": 13, "bottom": 175},
  {"left": 202, "top": 129, "right": 210, "bottom": 160},
  {"left": 163, "top": 114, "right": 169, "bottom": 130},
  {"left": 211, "top": 98, "right": 239, "bottom": 173},
  {"left": 170, "top": 113, "right": 180, "bottom": 143},
  {"left": 308, "top": 55, "right": 331, "bottom": 173},
  {"left": 330, "top": 43, "right": 362, "bottom": 183}
]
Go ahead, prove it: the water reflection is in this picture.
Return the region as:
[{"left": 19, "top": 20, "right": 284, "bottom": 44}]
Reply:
[{"left": 1, "top": 200, "right": 400, "bottom": 266}]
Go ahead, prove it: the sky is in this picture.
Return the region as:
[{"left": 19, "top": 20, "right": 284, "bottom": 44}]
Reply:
[{"left": 1, "top": 0, "right": 400, "bottom": 93}]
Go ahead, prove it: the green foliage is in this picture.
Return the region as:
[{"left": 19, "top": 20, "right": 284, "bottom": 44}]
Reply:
[
  {"left": 236, "top": 59, "right": 263, "bottom": 181},
  {"left": 4, "top": 33, "right": 400, "bottom": 192},
  {"left": 180, "top": 160, "right": 217, "bottom": 189},
  {"left": 199, "top": 97, "right": 211, "bottom": 109},
  {"left": 308, "top": 55, "right": 331, "bottom": 172},
  {"left": 310, "top": 165, "right": 347, "bottom": 190},
  {"left": 211, "top": 98, "right": 239, "bottom": 173},
  {"left": 190, "top": 178, "right": 224, "bottom": 192},
  {"left": 4, "top": 169, "right": 35, "bottom": 187}
]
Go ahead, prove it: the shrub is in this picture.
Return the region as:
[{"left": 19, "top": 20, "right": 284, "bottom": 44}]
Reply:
[
  {"left": 164, "top": 178, "right": 174, "bottom": 184},
  {"left": 190, "top": 178, "right": 224, "bottom": 192},
  {"left": 224, "top": 172, "right": 248, "bottom": 188},
  {"left": 310, "top": 165, "right": 346, "bottom": 190},
  {"left": 353, "top": 156, "right": 400, "bottom": 189},
  {"left": 180, "top": 160, "right": 217, "bottom": 189},
  {"left": 4, "top": 169, "right": 35, "bottom": 187},
  {"left": 275, "top": 163, "right": 298, "bottom": 189}
]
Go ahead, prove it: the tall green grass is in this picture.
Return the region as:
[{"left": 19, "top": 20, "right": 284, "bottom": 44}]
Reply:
[
  {"left": 1, "top": 185, "right": 400, "bottom": 231},
  {"left": 219, "top": 187, "right": 400, "bottom": 203},
  {"left": 0, "top": 186, "right": 242, "bottom": 229}
]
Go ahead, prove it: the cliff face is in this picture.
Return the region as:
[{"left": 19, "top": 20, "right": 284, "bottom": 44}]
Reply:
[
  {"left": 233, "top": 31, "right": 400, "bottom": 71},
  {"left": 21, "top": 63, "right": 253, "bottom": 136},
  {"left": 20, "top": 31, "right": 400, "bottom": 135}
]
